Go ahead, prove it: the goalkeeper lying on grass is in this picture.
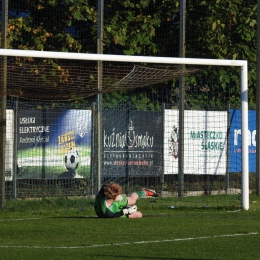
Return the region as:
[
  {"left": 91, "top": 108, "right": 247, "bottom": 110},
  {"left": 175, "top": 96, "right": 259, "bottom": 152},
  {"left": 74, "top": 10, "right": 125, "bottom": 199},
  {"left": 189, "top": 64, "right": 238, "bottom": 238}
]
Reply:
[{"left": 94, "top": 182, "right": 158, "bottom": 218}]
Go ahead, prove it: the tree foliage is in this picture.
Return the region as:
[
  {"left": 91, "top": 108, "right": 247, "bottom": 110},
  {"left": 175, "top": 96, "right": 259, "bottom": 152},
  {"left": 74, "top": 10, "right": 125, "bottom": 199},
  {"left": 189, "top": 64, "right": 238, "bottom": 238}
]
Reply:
[
  {"left": 186, "top": 0, "right": 256, "bottom": 109},
  {"left": 4, "top": 0, "right": 258, "bottom": 109}
]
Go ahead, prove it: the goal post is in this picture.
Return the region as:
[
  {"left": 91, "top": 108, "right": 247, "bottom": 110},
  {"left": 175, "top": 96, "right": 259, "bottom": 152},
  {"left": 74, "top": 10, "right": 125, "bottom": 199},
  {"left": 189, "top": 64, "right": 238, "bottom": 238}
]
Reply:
[{"left": 0, "top": 49, "right": 249, "bottom": 210}]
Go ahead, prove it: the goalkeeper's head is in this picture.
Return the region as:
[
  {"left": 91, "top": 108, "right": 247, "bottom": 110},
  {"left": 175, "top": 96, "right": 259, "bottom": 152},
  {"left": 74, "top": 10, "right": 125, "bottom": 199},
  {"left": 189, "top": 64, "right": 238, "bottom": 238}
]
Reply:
[{"left": 104, "top": 182, "right": 123, "bottom": 200}]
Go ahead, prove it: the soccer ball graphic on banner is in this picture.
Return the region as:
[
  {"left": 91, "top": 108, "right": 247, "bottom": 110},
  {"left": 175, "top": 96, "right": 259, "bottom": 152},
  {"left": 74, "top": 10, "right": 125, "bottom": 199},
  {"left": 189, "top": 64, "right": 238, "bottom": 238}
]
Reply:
[{"left": 64, "top": 150, "right": 79, "bottom": 172}]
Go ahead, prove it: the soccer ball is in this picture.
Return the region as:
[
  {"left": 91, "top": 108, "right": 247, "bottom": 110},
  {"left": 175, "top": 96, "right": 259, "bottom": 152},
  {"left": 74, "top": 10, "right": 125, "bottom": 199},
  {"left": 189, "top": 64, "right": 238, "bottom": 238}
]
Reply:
[{"left": 64, "top": 150, "right": 79, "bottom": 172}]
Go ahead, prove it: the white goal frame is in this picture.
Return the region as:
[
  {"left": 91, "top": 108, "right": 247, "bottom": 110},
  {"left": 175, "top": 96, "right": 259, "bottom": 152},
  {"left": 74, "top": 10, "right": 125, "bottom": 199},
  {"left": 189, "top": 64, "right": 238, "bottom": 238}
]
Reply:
[{"left": 0, "top": 49, "right": 249, "bottom": 210}]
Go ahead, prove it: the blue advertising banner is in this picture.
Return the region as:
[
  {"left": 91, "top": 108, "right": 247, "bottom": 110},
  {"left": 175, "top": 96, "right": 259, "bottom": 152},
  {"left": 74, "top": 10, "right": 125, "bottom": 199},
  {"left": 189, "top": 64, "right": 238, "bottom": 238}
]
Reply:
[
  {"left": 17, "top": 109, "right": 91, "bottom": 179},
  {"left": 229, "top": 109, "right": 256, "bottom": 172}
]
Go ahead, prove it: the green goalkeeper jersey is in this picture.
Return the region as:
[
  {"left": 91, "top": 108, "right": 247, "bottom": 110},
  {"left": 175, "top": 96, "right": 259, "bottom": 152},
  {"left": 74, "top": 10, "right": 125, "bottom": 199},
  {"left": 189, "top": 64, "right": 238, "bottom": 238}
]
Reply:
[{"left": 94, "top": 186, "right": 128, "bottom": 218}]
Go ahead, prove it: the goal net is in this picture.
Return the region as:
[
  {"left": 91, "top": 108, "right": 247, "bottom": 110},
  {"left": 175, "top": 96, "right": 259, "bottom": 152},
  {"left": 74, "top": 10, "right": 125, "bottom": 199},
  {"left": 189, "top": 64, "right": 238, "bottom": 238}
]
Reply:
[{"left": 0, "top": 49, "right": 249, "bottom": 210}]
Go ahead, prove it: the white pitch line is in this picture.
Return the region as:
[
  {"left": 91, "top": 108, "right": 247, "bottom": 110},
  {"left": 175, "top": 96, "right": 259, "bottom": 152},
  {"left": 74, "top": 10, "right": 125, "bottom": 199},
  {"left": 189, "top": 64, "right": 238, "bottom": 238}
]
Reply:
[
  {"left": 0, "top": 218, "right": 42, "bottom": 222},
  {"left": 0, "top": 232, "right": 258, "bottom": 249}
]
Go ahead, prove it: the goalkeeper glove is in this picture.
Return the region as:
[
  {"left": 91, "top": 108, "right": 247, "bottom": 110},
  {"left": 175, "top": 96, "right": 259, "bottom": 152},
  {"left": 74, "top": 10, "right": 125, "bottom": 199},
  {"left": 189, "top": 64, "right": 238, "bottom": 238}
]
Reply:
[
  {"left": 115, "top": 195, "right": 124, "bottom": 202},
  {"left": 123, "top": 205, "right": 137, "bottom": 215}
]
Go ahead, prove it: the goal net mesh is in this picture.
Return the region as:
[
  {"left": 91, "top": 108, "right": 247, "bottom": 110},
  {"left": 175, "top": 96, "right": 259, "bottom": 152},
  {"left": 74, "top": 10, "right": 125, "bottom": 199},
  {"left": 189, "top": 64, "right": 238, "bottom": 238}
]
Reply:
[
  {"left": 0, "top": 53, "right": 246, "bottom": 210},
  {"left": 4, "top": 58, "right": 199, "bottom": 101}
]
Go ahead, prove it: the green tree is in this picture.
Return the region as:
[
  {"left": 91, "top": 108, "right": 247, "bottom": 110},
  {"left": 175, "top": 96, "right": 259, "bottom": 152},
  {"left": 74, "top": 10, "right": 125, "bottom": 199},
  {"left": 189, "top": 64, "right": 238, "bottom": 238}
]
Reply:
[
  {"left": 184, "top": 0, "right": 256, "bottom": 109},
  {"left": 8, "top": 0, "right": 97, "bottom": 52},
  {"left": 4, "top": 0, "right": 258, "bottom": 109}
]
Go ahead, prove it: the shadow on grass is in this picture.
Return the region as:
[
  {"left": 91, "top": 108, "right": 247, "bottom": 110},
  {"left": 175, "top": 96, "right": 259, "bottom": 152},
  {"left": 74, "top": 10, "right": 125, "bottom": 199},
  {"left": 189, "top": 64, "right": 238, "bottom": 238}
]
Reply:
[
  {"left": 50, "top": 216, "right": 98, "bottom": 219},
  {"left": 86, "top": 254, "right": 218, "bottom": 260}
]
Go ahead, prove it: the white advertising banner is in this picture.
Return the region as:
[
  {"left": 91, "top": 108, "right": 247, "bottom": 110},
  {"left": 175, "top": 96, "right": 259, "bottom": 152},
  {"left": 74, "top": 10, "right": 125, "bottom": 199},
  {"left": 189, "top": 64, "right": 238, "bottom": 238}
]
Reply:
[{"left": 164, "top": 110, "right": 227, "bottom": 175}]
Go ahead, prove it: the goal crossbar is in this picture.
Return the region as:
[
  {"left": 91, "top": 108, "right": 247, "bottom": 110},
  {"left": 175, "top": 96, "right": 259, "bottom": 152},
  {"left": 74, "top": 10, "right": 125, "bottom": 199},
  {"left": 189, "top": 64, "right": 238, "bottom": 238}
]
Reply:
[
  {"left": 0, "top": 49, "right": 249, "bottom": 210},
  {"left": 0, "top": 49, "right": 247, "bottom": 67}
]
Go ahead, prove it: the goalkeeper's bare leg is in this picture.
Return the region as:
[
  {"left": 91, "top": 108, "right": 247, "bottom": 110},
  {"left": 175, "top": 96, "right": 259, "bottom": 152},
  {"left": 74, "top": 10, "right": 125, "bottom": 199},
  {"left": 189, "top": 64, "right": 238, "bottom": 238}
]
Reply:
[{"left": 126, "top": 188, "right": 159, "bottom": 218}]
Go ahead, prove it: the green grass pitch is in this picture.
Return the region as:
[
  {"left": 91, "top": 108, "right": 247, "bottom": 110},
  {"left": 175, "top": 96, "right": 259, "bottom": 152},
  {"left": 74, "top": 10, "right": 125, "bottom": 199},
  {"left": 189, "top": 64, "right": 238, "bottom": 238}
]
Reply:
[{"left": 0, "top": 195, "right": 260, "bottom": 259}]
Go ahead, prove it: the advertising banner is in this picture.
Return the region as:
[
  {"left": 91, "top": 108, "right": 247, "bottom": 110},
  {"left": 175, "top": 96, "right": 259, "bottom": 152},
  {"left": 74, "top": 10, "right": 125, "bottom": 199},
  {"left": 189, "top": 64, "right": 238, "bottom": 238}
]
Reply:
[
  {"left": 17, "top": 109, "right": 91, "bottom": 179},
  {"left": 102, "top": 110, "right": 163, "bottom": 177},
  {"left": 229, "top": 109, "right": 256, "bottom": 172},
  {"left": 164, "top": 110, "right": 227, "bottom": 175}
]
